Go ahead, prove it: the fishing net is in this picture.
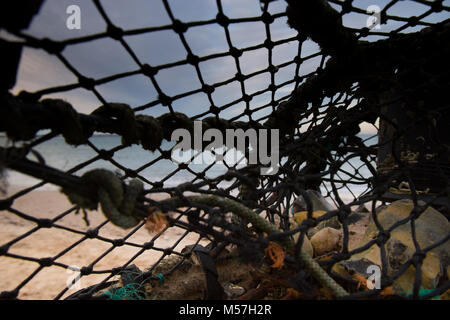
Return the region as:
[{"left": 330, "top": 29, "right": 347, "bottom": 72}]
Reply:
[{"left": 0, "top": 0, "right": 449, "bottom": 300}]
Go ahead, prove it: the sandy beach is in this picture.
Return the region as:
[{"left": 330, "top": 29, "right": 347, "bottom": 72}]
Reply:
[{"left": 0, "top": 185, "right": 205, "bottom": 300}]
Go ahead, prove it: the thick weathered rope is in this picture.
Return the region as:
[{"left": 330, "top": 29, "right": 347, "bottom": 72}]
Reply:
[
  {"left": 0, "top": 93, "right": 262, "bottom": 151},
  {"left": 63, "top": 169, "right": 348, "bottom": 298},
  {"left": 63, "top": 169, "right": 142, "bottom": 229},
  {"left": 161, "top": 195, "right": 348, "bottom": 298}
]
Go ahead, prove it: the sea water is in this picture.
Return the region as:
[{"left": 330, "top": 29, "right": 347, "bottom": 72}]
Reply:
[
  {"left": 1, "top": 134, "right": 241, "bottom": 190},
  {"left": 1, "top": 134, "right": 377, "bottom": 201}
]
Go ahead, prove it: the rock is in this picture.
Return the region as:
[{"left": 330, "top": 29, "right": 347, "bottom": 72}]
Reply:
[
  {"left": 310, "top": 227, "right": 342, "bottom": 256},
  {"left": 419, "top": 253, "right": 442, "bottom": 289},
  {"left": 441, "top": 268, "right": 450, "bottom": 300},
  {"left": 293, "top": 210, "right": 328, "bottom": 225},
  {"left": 289, "top": 216, "right": 314, "bottom": 257},
  {"left": 293, "top": 209, "right": 341, "bottom": 238},
  {"left": 440, "top": 289, "right": 450, "bottom": 300},
  {"left": 355, "top": 203, "right": 370, "bottom": 214},
  {"left": 291, "top": 190, "right": 368, "bottom": 237},
  {"left": 292, "top": 190, "right": 335, "bottom": 212},
  {"left": 294, "top": 233, "right": 314, "bottom": 258},
  {"left": 332, "top": 199, "right": 450, "bottom": 296},
  {"left": 223, "top": 282, "right": 246, "bottom": 299},
  {"left": 300, "top": 234, "right": 315, "bottom": 258}
]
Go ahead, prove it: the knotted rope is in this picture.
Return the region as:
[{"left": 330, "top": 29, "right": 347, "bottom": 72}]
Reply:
[
  {"left": 0, "top": 93, "right": 263, "bottom": 152},
  {"left": 62, "top": 169, "right": 142, "bottom": 229}
]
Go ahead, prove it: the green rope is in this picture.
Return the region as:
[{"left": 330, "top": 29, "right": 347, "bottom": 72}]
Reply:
[
  {"left": 159, "top": 195, "right": 349, "bottom": 298},
  {"left": 103, "top": 283, "right": 147, "bottom": 300},
  {"left": 62, "top": 169, "right": 142, "bottom": 229},
  {"left": 406, "top": 287, "right": 440, "bottom": 300},
  {"left": 156, "top": 273, "right": 165, "bottom": 285}
]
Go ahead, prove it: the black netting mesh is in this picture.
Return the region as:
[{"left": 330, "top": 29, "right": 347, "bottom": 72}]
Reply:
[{"left": 0, "top": 0, "right": 449, "bottom": 300}]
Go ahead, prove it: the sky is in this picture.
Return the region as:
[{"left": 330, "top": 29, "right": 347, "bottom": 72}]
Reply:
[{"left": 3, "top": 0, "right": 450, "bottom": 134}]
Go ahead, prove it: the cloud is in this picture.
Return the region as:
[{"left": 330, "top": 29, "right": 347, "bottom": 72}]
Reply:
[
  {"left": 4, "top": 0, "right": 448, "bottom": 128},
  {"left": 12, "top": 47, "right": 77, "bottom": 93},
  {"left": 221, "top": 0, "right": 263, "bottom": 18},
  {"left": 24, "top": 0, "right": 106, "bottom": 40}
]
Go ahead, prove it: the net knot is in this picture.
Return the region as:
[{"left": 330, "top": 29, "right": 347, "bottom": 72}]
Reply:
[{"left": 412, "top": 251, "right": 426, "bottom": 266}]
